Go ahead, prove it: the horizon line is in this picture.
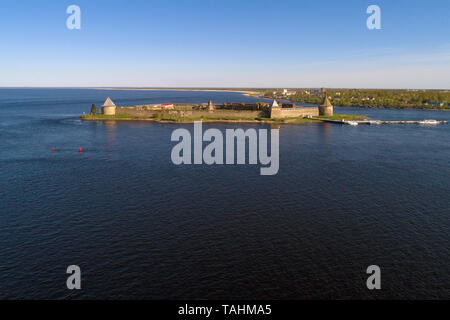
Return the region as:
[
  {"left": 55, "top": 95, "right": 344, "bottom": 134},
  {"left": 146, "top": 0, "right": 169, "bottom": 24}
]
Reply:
[{"left": 0, "top": 87, "right": 449, "bottom": 91}]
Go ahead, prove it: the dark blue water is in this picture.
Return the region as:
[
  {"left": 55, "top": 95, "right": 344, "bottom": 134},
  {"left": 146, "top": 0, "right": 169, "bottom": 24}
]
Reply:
[{"left": 0, "top": 89, "right": 449, "bottom": 299}]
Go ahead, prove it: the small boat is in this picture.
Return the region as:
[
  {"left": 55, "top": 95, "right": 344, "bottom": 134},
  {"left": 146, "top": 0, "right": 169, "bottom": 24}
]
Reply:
[
  {"left": 419, "top": 119, "right": 439, "bottom": 125},
  {"left": 347, "top": 121, "right": 359, "bottom": 126}
]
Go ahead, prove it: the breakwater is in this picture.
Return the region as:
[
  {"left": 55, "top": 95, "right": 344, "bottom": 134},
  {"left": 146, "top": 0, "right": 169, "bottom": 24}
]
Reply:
[{"left": 312, "top": 117, "right": 448, "bottom": 126}]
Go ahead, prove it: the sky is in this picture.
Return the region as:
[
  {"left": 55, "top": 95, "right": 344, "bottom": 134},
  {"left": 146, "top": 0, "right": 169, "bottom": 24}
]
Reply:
[{"left": 0, "top": 0, "right": 449, "bottom": 89}]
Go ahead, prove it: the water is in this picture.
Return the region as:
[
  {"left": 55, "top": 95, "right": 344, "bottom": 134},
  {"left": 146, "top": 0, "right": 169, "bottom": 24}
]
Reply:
[{"left": 0, "top": 89, "right": 449, "bottom": 299}]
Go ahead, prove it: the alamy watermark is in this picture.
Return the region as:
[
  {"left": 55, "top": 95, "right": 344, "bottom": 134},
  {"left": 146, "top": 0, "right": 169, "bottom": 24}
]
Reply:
[
  {"left": 65, "top": 5, "right": 379, "bottom": 31},
  {"left": 66, "top": 5, "right": 81, "bottom": 30},
  {"left": 366, "top": 265, "right": 381, "bottom": 290},
  {"left": 63, "top": 263, "right": 379, "bottom": 291},
  {"left": 66, "top": 265, "right": 81, "bottom": 290},
  {"left": 170, "top": 122, "right": 279, "bottom": 176},
  {"left": 366, "top": 5, "right": 381, "bottom": 30}
]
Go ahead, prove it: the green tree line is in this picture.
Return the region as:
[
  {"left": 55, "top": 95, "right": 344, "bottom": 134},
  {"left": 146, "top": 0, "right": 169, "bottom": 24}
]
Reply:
[{"left": 264, "top": 89, "right": 450, "bottom": 110}]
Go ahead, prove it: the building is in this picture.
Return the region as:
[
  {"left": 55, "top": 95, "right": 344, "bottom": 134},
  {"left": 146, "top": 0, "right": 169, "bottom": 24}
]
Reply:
[
  {"left": 208, "top": 100, "right": 215, "bottom": 111},
  {"left": 319, "top": 94, "right": 333, "bottom": 116},
  {"left": 102, "top": 97, "right": 116, "bottom": 115},
  {"left": 161, "top": 103, "right": 174, "bottom": 109}
]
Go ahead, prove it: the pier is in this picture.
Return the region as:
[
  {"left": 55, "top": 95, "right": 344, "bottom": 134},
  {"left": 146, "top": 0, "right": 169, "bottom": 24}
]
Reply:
[{"left": 311, "top": 118, "right": 448, "bottom": 126}]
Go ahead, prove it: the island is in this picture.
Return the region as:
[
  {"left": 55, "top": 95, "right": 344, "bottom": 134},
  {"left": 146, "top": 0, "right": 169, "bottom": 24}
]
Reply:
[{"left": 81, "top": 95, "right": 368, "bottom": 124}]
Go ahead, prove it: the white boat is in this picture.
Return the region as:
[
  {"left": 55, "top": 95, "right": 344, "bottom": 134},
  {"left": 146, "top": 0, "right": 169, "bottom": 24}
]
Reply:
[
  {"left": 347, "top": 121, "right": 359, "bottom": 126},
  {"left": 419, "top": 119, "right": 439, "bottom": 125}
]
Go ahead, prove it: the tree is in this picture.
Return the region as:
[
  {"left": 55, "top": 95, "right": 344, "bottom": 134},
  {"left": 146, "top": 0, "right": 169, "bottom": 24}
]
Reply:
[{"left": 91, "top": 104, "right": 97, "bottom": 114}]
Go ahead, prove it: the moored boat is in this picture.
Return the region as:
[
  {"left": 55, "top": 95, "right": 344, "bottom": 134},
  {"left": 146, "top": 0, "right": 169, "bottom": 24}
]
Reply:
[{"left": 419, "top": 119, "right": 439, "bottom": 125}]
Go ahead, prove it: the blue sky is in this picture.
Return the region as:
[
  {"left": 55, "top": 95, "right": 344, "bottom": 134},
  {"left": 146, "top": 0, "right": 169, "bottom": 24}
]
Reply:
[{"left": 0, "top": 0, "right": 449, "bottom": 88}]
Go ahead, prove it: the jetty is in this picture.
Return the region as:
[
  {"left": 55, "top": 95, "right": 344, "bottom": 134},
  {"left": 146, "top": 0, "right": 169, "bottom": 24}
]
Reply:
[{"left": 311, "top": 117, "right": 448, "bottom": 126}]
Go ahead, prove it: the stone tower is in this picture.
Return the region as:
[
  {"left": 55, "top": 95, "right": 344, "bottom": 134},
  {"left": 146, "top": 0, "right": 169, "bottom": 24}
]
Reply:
[
  {"left": 208, "top": 100, "right": 215, "bottom": 111},
  {"left": 319, "top": 90, "right": 333, "bottom": 116},
  {"left": 102, "top": 97, "right": 116, "bottom": 115},
  {"left": 270, "top": 99, "right": 282, "bottom": 118}
]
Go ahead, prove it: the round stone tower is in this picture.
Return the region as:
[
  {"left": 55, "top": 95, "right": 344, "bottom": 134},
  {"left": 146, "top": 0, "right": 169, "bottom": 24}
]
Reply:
[
  {"left": 319, "top": 93, "right": 333, "bottom": 116},
  {"left": 208, "top": 100, "right": 215, "bottom": 111},
  {"left": 102, "top": 97, "right": 116, "bottom": 115}
]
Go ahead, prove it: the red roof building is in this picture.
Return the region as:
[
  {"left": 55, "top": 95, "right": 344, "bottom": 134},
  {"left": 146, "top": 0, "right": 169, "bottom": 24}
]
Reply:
[{"left": 161, "top": 103, "right": 174, "bottom": 109}]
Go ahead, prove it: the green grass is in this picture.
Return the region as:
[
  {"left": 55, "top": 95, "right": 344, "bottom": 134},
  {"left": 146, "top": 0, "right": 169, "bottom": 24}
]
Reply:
[
  {"left": 255, "top": 117, "right": 315, "bottom": 123},
  {"left": 81, "top": 113, "right": 140, "bottom": 119},
  {"left": 160, "top": 116, "right": 203, "bottom": 122},
  {"left": 160, "top": 116, "right": 263, "bottom": 122}
]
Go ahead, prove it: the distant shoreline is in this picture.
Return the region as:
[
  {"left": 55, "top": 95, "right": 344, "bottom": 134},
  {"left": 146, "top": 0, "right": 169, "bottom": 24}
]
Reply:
[{"left": 92, "top": 87, "right": 261, "bottom": 97}]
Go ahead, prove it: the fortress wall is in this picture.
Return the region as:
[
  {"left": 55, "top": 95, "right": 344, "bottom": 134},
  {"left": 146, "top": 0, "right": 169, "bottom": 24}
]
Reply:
[
  {"left": 116, "top": 108, "right": 161, "bottom": 117},
  {"left": 270, "top": 108, "right": 284, "bottom": 118},
  {"left": 116, "top": 105, "right": 318, "bottom": 119},
  {"left": 116, "top": 108, "right": 263, "bottom": 119},
  {"left": 190, "top": 110, "right": 262, "bottom": 118},
  {"left": 270, "top": 107, "right": 319, "bottom": 118}
]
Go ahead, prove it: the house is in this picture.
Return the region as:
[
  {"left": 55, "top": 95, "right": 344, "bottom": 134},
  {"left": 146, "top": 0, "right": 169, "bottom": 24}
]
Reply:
[
  {"left": 426, "top": 102, "right": 445, "bottom": 107},
  {"left": 161, "top": 103, "right": 174, "bottom": 109}
]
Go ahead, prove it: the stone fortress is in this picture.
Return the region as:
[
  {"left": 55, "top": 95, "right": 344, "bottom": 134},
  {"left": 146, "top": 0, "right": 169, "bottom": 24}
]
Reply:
[
  {"left": 100, "top": 90, "right": 333, "bottom": 119},
  {"left": 102, "top": 97, "right": 117, "bottom": 115}
]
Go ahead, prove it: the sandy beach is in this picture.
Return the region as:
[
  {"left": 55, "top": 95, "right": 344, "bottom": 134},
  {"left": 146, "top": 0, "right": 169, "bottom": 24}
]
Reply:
[{"left": 91, "top": 87, "right": 261, "bottom": 97}]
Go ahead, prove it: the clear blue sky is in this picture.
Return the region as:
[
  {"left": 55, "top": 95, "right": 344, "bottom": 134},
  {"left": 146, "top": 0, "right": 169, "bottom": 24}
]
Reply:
[{"left": 0, "top": 0, "right": 449, "bottom": 88}]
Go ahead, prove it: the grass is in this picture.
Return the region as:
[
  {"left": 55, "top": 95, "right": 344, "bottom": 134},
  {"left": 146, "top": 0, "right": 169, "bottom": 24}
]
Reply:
[
  {"left": 254, "top": 117, "right": 316, "bottom": 123},
  {"left": 160, "top": 116, "right": 266, "bottom": 122},
  {"left": 81, "top": 113, "right": 140, "bottom": 119},
  {"left": 159, "top": 116, "right": 203, "bottom": 122}
]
